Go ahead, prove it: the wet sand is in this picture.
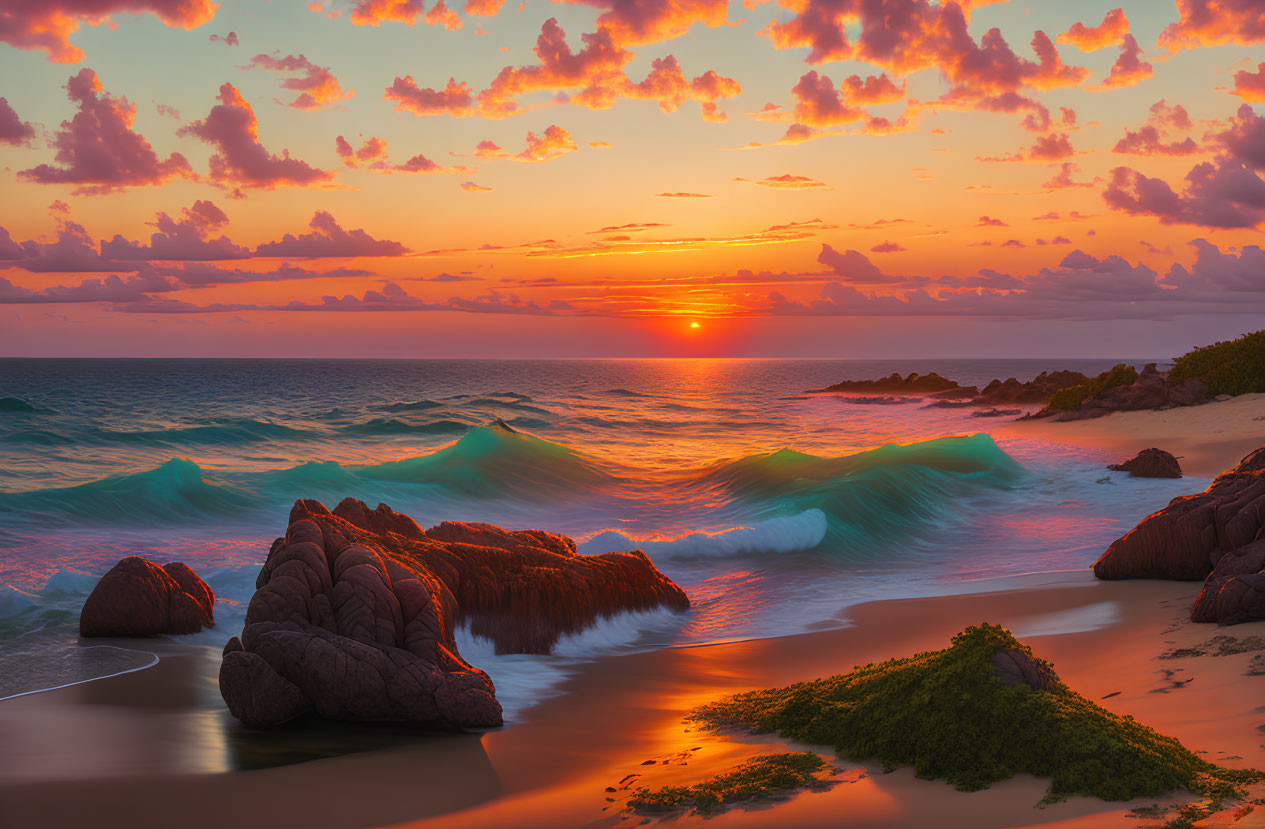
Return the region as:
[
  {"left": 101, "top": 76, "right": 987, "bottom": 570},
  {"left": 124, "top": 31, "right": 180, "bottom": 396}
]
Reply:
[
  {"left": 3, "top": 570, "right": 1263, "bottom": 829},
  {"left": 1001, "top": 393, "right": 1265, "bottom": 477}
]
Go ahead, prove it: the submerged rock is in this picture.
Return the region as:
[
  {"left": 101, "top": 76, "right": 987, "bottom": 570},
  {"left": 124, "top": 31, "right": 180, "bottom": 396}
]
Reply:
[
  {"left": 220, "top": 498, "right": 689, "bottom": 728},
  {"left": 80, "top": 557, "right": 215, "bottom": 637},
  {"left": 1095, "top": 446, "right": 1265, "bottom": 624},
  {"left": 1108, "top": 448, "right": 1182, "bottom": 479}
]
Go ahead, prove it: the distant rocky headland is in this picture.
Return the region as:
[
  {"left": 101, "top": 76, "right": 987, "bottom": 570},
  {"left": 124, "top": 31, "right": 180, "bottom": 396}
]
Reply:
[{"left": 806, "top": 329, "right": 1264, "bottom": 421}]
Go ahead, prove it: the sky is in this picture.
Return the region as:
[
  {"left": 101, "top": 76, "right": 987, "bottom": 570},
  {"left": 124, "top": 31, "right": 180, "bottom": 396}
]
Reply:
[{"left": 0, "top": 0, "right": 1263, "bottom": 358}]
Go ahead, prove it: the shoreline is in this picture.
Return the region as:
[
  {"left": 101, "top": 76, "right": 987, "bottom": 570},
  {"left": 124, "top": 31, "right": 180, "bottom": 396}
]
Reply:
[
  {"left": 1000, "top": 393, "right": 1265, "bottom": 477},
  {"left": 3, "top": 570, "right": 1263, "bottom": 829}
]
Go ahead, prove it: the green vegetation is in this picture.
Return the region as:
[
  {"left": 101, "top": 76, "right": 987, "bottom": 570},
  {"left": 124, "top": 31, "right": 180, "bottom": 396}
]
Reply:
[
  {"left": 627, "top": 753, "right": 834, "bottom": 815},
  {"left": 689, "top": 624, "right": 1261, "bottom": 805},
  {"left": 1171, "top": 330, "right": 1265, "bottom": 397},
  {"left": 1048, "top": 364, "right": 1139, "bottom": 411}
]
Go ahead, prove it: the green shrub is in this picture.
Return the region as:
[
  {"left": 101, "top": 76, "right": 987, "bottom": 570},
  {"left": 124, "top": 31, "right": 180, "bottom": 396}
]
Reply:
[
  {"left": 628, "top": 753, "right": 832, "bottom": 815},
  {"left": 1048, "top": 364, "right": 1139, "bottom": 411},
  {"left": 689, "top": 624, "right": 1261, "bottom": 805},
  {"left": 1171, "top": 331, "right": 1265, "bottom": 397}
]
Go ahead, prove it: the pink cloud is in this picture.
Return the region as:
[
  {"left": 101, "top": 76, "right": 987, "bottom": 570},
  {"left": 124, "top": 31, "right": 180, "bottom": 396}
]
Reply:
[
  {"left": 100, "top": 201, "right": 251, "bottom": 261},
  {"left": 476, "top": 125, "right": 578, "bottom": 162},
  {"left": 385, "top": 76, "right": 476, "bottom": 117},
  {"left": 976, "top": 216, "right": 1008, "bottom": 227},
  {"left": 1057, "top": 8, "right": 1129, "bottom": 52},
  {"left": 209, "top": 31, "right": 238, "bottom": 45},
  {"left": 1099, "top": 34, "right": 1153, "bottom": 89},
  {"left": 841, "top": 73, "right": 906, "bottom": 105},
  {"left": 870, "top": 241, "right": 906, "bottom": 253},
  {"left": 789, "top": 71, "right": 867, "bottom": 128},
  {"left": 0, "top": 97, "right": 35, "bottom": 146},
  {"left": 335, "top": 135, "right": 388, "bottom": 166},
  {"left": 461, "top": 181, "right": 493, "bottom": 191},
  {"left": 1233, "top": 63, "right": 1265, "bottom": 102},
  {"left": 1215, "top": 103, "right": 1265, "bottom": 171},
  {"left": 0, "top": 0, "right": 218, "bottom": 63},
  {"left": 245, "top": 54, "right": 353, "bottom": 110},
  {"left": 425, "top": 0, "right": 462, "bottom": 28},
  {"left": 346, "top": 0, "right": 426, "bottom": 25},
  {"left": 1159, "top": 0, "right": 1265, "bottom": 53},
  {"left": 253, "top": 211, "right": 409, "bottom": 257},
  {"left": 977, "top": 132, "right": 1075, "bottom": 163},
  {"left": 555, "top": 0, "right": 729, "bottom": 48},
  {"left": 1043, "top": 162, "right": 1094, "bottom": 190},
  {"left": 18, "top": 69, "right": 192, "bottom": 194},
  {"left": 733, "top": 174, "right": 827, "bottom": 189},
  {"left": 1104, "top": 159, "right": 1265, "bottom": 229},
  {"left": 179, "top": 83, "right": 335, "bottom": 190}
]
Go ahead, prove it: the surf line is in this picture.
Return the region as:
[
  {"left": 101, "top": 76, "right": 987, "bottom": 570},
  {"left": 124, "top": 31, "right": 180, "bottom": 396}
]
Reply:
[{"left": 0, "top": 645, "right": 160, "bottom": 702}]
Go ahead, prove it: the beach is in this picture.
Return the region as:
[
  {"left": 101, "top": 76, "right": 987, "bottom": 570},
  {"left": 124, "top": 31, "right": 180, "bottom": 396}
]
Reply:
[
  {"left": 3, "top": 570, "right": 1264, "bottom": 828},
  {"left": 1, "top": 367, "right": 1263, "bottom": 829}
]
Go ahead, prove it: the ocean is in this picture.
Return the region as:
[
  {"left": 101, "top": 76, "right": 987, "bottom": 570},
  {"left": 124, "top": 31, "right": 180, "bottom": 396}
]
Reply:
[{"left": 0, "top": 358, "right": 1199, "bottom": 722}]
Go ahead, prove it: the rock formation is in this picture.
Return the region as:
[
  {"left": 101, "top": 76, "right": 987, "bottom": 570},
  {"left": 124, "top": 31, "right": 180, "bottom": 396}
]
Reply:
[
  {"left": 811, "top": 372, "right": 960, "bottom": 394},
  {"left": 80, "top": 557, "right": 215, "bottom": 637},
  {"left": 219, "top": 498, "right": 689, "bottom": 728},
  {"left": 1039, "top": 364, "right": 1211, "bottom": 421},
  {"left": 1094, "top": 446, "right": 1265, "bottom": 624},
  {"left": 1108, "top": 448, "right": 1183, "bottom": 479}
]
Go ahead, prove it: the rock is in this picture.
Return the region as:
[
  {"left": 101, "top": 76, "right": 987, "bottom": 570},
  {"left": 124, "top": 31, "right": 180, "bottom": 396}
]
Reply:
[
  {"left": 971, "top": 408, "right": 1022, "bottom": 418},
  {"left": 80, "top": 557, "right": 215, "bottom": 637},
  {"left": 1095, "top": 446, "right": 1265, "bottom": 624},
  {"left": 220, "top": 498, "right": 690, "bottom": 728},
  {"left": 1042, "top": 366, "right": 1213, "bottom": 421},
  {"left": 990, "top": 648, "right": 1050, "bottom": 690},
  {"left": 811, "top": 372, "right": 960, "bottom": 394},
  {"left": 1108, "top": 448, "right": 1182, "bottom": 479},
  {"left": 975, "top": 371, "right": 1089, "bottom": 406}
]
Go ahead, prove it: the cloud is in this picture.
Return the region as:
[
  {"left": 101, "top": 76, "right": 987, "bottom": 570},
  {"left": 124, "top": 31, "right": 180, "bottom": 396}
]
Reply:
[
  {"left": 1098, "top": 34, "right": 1153, "bottom": 89},
  {"left": 465, "top": 0, "right": 506, "bottom": 15},
  {"left": 369, "top": 151, "right": 472, "bottom": 174},
  {"left": 976, "top": 216, "right": 1008, "bottom": 227},
  {"left": 99, "top": 201, "right": 251, "bottom": 260},
  {"left": 0, "top": 97, "right": 35, "bottom": 146},
  {"left": 0, "top": 220, "right": 118, "bottom": 272},
  {"left": 245, "top": 54, "right": 353, "bottom": 110},
  {"left": 1057, "top": 8, "right": 1129, "bottom": 52},
  {"left": 179, "top": 83, "right": 335, "bottom": 189},
  {"left": 335, "top": 135, "right": 388, "bottom": 166},
  {"left": 870, "top": 242, "right": 907, "bottom": 253},
  {"left": 1103, "top": 159, "right": 1265, "bottom": 229},
  {"left": 18, "top": 69, "right": 192, "bottom": 194},
  {"left": 1233, "top": 63, "right": 1265, "bottom": 102},
  {"left": 1216, "top": 103, "right": 1265, "bottom": 170},
  {"left": 788, "top": 71, "right": 867, "bottom": 128},
  {"left": 475, "top": 125, "right": 578, "bottom": 162},
  {"left": 1159, "top": 0, "right": 1265, "bottom": 53},
  {"left": 0, "top": 0, "right": 218, "bottom": 63},
  {"left": 656, "top": 191, "right": 712, "bottom": 198},
  {"left": 253, "top": 211, "right": 410, "bottom": 257},
  {"left": 733, "top": 174, "right": 827, "bottom": 189},
  {"left": 977, "top": 133, "right": 1075, "bottom": 163},
  {"left": 474, "top": 19, "right": 739, "bottom": 121},
  {"left": 1163, "top": 238, "right": 1265, "bottom": 292},
  {"left": 385, "top": 76, "right": 476, "bottom": 117},
  {"left": 461, "top": 181, "right": 493, "bottom": 192},
  {"left": 1043, "top": 162, "right": 1094, "bottom": 190},
  {"left": 817, "top": 245, "right": 906, "bottom": 283},
  {"left": 209, "top": 31, "right": 238, "bottom": 45},
  {"left": 0, "top": 270, "right": 178, "bottom": 304},
  {"left": 426, "top": 0, "right": 463, "bottom": 29}
]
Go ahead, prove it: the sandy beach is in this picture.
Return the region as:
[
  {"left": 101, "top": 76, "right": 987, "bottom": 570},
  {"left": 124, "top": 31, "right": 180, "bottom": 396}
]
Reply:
[
  {"left": 2, "top": 568, "right": 1262, "bottom": 829},
  {"left": 2, "top": 403, "right": 1264, "bottom": 829},
  {"left": 1002, "top": 394, "right": 1265, "bottom": 478}
]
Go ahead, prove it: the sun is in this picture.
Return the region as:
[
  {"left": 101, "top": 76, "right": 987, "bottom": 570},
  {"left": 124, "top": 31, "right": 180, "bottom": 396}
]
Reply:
[{"left": 689, "top": 321, "right": 701, "bottom": 329}]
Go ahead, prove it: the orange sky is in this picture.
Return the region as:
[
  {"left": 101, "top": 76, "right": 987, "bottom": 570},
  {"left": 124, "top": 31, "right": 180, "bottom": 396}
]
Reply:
[{"left": 1, "top": 0, "right": 1263, "bottom": 356}]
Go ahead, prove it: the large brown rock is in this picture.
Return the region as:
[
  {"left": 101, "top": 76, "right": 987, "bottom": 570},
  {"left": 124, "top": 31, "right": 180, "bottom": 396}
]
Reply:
[
  {"left": 80, "top": 557, "right": 215, "bottom": 637},
  {"left": 1095, "top": 446, "right": 1265, "bottom": 624},
  {"left": 1108, "top": 448, "right": 1183, "bottom": 479},
  {"left": 220, "top": 498, "right": 690, "bottom": 728},
  {"left": 1048, "top": 365, "right": 1212, "bottom": 421}
]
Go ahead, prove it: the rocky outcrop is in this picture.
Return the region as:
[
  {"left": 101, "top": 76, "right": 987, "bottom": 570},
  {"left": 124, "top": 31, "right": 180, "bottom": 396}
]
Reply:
[
  {"left": 219, "top": 498, "right": 689, "bottom": 728},
  {"left": 1108, "top": 448, "right": 1182, "bottom": 479},
  {"left": 80, "top": 557, "right": 215, "bottom": 637},
  {"left": 1094, "top": 446, "right": 1265, "bottom": 624},
  {"left": 1041, "top": 364, "right": 1212, "bottom": 421},
  {"left": 811, "top": 372, "right": 960, "bottom": 394},
  {"left": 974, "top": 371, "right": 1090, "bottom": 406}
]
